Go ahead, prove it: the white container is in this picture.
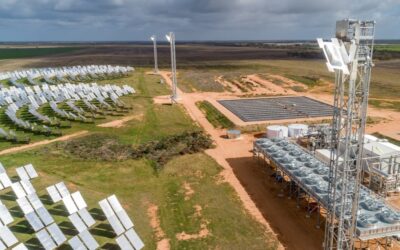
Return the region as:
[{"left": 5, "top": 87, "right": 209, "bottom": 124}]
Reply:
[
  {"left": 266, "top": 125, "right": 288, "bottom": 139},
  {"left": 364, "top": 134, "right": 379, "bottom": 143},
  {"left": 315, "top": 149, "right": 343, "bottom": 165},
  {"left": 288, "top": 124, "right": 308, "bottom": 138}
]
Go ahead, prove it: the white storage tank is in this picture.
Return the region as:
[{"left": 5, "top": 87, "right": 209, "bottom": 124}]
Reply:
[
  {"left": 288, "top": 124, "right": 308, "bottom": 138},
  {"left": 266, "top": 125, "right": 288, "bottom": 139}
]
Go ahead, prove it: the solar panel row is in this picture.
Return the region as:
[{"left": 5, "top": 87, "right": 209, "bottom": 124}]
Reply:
[
  {"left": 0, "top": 164, "right": 12, "bottom": 190},
  {"left": 0, "top": 201, "right": 13, "bottom": 227},
  {"left": 99, "top": 195, "right": 144, "bottom": 249},
  {"left": 46, "top": 182, "right": 70, "bottom": 203},
  {"left": 0, "top": 226, "right": 18, "bottom": 249},
  {"left": 16, "top": 164, "right": 38, "bottom": 181},
  {"left": 68, "top": 229, "right": 99, "bottom": 250},
  {"left": 11, "top": 181, "right": 36, "bottom": 199}
]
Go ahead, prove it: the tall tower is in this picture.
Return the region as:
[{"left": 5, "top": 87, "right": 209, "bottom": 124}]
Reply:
[
  {"left": 166, "top": 32, "right": 179, "bottom": 102},
  {"left": 150, "top": 35, "right": 159, "bottom": 73},
  {"left": 318, "top": 19, "right": 375, "bottom": 249}
]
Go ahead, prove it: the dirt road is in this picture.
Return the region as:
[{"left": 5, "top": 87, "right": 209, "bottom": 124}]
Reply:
[
  {"left": 97, "top": 115, "right": 143, "bottom": 128},
  {"left": 0, "top": 131, "right": 89, "bottom": 156}
]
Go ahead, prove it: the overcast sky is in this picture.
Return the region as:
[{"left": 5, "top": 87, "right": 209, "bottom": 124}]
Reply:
[{"left": 1, "top": 0, "right": 399, "bottom": 41}]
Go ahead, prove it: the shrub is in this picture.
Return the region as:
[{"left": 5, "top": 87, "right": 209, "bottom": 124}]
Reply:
[
  {"left": 58, "top": 134, "right": 133, "bottom": 161},
  {"left": 53, "top": 131, "right": 214, "bottom": 169},
  {"left": 132, "top": 131, "right": 214, "bottom": 168}
]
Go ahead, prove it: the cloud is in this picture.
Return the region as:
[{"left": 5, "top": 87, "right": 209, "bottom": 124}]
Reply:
[{"left": 0, "top": 0, "right": 398, "bottom": 41}]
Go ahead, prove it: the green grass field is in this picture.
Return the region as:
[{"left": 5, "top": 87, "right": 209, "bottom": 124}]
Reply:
[
  {"left": 284, "top": 74, "right": 321, "bottom": 87},
  {"left": 375, "top": 44, "right": 400, "bottom": 52},
  {"left": 0, "top": 47, "right": 85, "bottom": 59},
  {"left": 196, "top": 101, "right": 235, "bottom": 129},
  {"left": 368, "top": 99, "right": 400, "bottom": 112},
  {"left": 0, "top": 70, "right": 278, "bottom": 249},
  {"left": 372, "top": 132, "right": 400, "bottom": 146}
]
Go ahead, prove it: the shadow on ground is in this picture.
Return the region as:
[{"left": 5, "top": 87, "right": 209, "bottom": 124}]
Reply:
[{"left": 226, "top": 156, "right": 324, "bottom": 250}]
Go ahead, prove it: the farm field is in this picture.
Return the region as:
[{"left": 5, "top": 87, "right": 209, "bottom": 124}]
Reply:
[
  {"left": 0, "top": 69, "right": 279, "bottom": 249},
  {"left": 0, "top": 43, "right": 398, "bottom": 101},
  {"left": 0, "top": 47, "right": 86, "bottom": 60},
  {"left": 375, "top": 44, "right": 400, "bottom": 52},
  {"left": 177, "top": 59, "right": 400, "bottom": 100}
]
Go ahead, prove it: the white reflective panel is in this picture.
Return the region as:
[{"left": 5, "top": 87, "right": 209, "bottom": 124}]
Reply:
[
  {"left": 46, "top": 186, "right": 62, "bottom": 203},
  {"left": 78, "top": 208, "right": 95, "bottom": 227},
  {"left": 116, "top": 234, "right": 134, "bottom": 250},
  {"left": 108, "top": 215, "right": 125, "bottom": 236},
  {"left": 116, "top": 210, "right": 134, "bottom": 230},
  {"left": 0, "top": 204, "right": 14, "bottom": 225},
  {"left": 26, "top": 212, "right": 45, "bottom": 231},
  {"left": 20, "top": 180, "right": 35, "bottom": 195},
  {"left": 63, "top": 195, "right": 78, "bottom": 214},
  {"left": 0, "top": 240, "right": 5, "bottom": 250},
  {"left": 11, "top": 182, "right": 26, "bottom": 198},
  {"left": 16, "top": 197, "right": 33, "bottom": 215},
  {"left": 12, "top": 243, "right": 28, "bottom": 250},
  {"left": 98, "top": 199, "right": 114, "bottom": 218},
  {"left": 27, "top": 193, "right": 43, "bottom": 210},
  {"left": 0, "top": 226, "right": 18, "bottom": 247},
  {"left": 72, "top": 192, "right": 87, "bottom": 210},
  {"left": 55, "top": 182, "right": 70, "bottom": 198},
  {"left": 36, "top": 229, "right": 57, "bottom": 250},
  {"left": 317, "top": 38, "right": 350, "bottom": 75},
  {"left": 0, "top": 173, "right": 12, "bottom": 188},
  {"left": 16, "top": 167, "right": 30, "bottom": 181},
  {"left": 47, "top": 223, "right": 66, "bottom": 246},
  {"left": 79, "top": 230, "right": 99, "bottom": 250},
  {"left": 68, "top": 236, "right": 87, "bottom": 250},
  {"left": 125, "top": 228, "right": 145, "bottom": 250},
  {"left": 69, "top": 213, "right": 87, "bottom": 233},
  {"left": 107, "top": 195, "right": 123, "bottom": 212},
  {"left": 24, "top": 164, "right": 38, "bottom": 179},
  {"left": 36, "top": 207, "right": 54, "bottom": 226}
]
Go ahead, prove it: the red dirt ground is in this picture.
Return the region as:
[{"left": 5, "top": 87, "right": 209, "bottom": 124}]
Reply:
[{"left": 157, "top": 70, "right": 400, "bottom": 249}]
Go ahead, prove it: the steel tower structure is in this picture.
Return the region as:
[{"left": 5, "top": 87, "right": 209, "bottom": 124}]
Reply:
[{"left": 319, "top": 19, "right": 375, "bottom": 249}]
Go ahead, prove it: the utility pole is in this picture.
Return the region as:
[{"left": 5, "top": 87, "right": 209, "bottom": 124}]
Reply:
[{"left": 150, "top": 35, "right": 159, "bottom": 73}]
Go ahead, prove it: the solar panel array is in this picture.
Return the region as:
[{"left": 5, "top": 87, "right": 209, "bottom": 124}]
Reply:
[
  {"left": 0, "top": 82, "right": 135, "bottom": 140},
  {"left": 218, "top": 96, "right": 334, "bottom": 122},
  {"left": 99, "top": 195, "right": 144, "bottom": 250},
  {"left": 0, "top": 65, "right": 134, "bottom": 86},
  {"left": 46, "top": 182, "right": 100, "bottom": 250},
  {"left": 0, "top": 164, "right": 145, "bottom": 250}
]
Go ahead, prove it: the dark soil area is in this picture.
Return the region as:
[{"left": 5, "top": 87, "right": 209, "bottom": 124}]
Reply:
[{"left": 26, "top": 44, "right": 323, "bottom": 68}]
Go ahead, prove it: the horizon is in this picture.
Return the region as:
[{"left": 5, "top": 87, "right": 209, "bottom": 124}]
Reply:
[
  {"left": 0, "top": 39, "right": 399, "bottom": 44},
  {"left": 0, "top": 1, "right": 399, "bottom": 41}
]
